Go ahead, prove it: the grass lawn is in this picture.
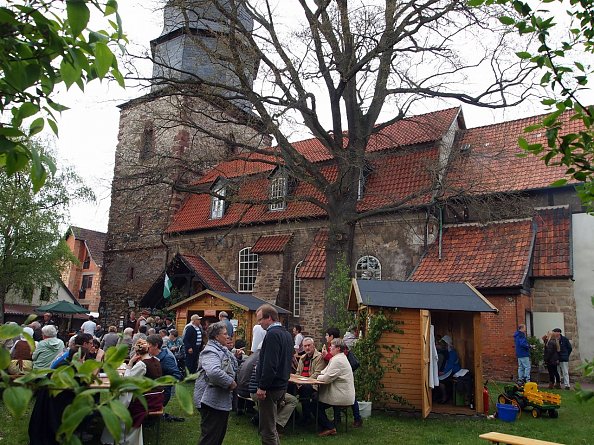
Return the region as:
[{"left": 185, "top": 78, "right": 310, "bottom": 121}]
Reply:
[{"left": 2, "top": 382, "right": 593, "bottom": 445}]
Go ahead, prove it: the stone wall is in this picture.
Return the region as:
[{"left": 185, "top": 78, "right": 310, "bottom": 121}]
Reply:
[
  {"left": 101, "top": 93, "right": 266, "bottom": 326},
  {"left": 531, "top": 278, "right": 581, "bottom": 373}
]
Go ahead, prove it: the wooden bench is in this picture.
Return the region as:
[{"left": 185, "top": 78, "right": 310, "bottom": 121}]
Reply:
[{"left": 479, "top": 432, "right": 564, "bottom": 445}]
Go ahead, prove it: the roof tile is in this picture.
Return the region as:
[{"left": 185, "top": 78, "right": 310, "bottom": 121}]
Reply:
[
  {"left": 298, "top": 229, "right": 328, "bottom": 279},
  {"left": 70, "top": 226, "right": 107, "bottom": 267},
  {"left": 410, "top": 219, "right": 535, "bottom": 289},
  {"left": 532, "top": 207, "right": 572, "bottom": 277},
  {"left": 179, "top": 254, "right": 235, "bottom": 292},
  {"left": 251, "top": 234, "right": 292, "bottom": 254}
]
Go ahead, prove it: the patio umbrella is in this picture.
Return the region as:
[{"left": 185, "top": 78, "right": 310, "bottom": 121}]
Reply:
[
  {"left": 35, "top": 301, "right": 89, "bottom": 333},
  {"left": 35, "top": 300, "right": 89, "bottom": 314}
]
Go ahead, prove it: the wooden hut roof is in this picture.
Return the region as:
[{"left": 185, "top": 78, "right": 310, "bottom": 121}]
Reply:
[
  {"left": 166, "top": 289, "right": 291, "bottom": 314},
  {"left": 349, "top": 279, "right": 497, "bottom": 313}
]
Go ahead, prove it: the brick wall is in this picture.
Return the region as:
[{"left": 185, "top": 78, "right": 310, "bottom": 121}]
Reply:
[{"left": 481, "top": 292, "right": 532, "bottom": 380}]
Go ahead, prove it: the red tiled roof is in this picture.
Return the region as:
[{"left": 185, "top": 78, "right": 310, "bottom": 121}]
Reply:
[
  {"left": 410, "top": 219, "right": 535, "bottom": 289},
  {"left": 70, "top": 226, "right": 107, "bottom": 267},
  {"left": 179, "top": 254, "right": 235, "bottom": 292},
  {"left": 167, "top": 108, "right": 585, "bottom": 235},
  {"left": 251, "top": 234, "right": 292, "bottom": 254},
  {"left": 297, "top": 229, "right": 328, "bottom": 279},
  {"left": 532, "top": 206, "right": 572, "bottom": 277},
  {"left": 446, "top": 110, "right": 583, "bottom": 195},
  {"left": 167, "top": 147, "right": 438, "bottom": 233}
]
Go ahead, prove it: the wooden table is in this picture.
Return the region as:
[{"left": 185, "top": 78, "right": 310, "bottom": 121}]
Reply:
[{"left": 289, "top": 373, "right": 325, "bottom": 386}]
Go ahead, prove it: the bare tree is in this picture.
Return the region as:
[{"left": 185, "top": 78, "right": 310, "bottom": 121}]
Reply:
[{"left": 122, "top": 0, "right": 536, "bottom": 291}]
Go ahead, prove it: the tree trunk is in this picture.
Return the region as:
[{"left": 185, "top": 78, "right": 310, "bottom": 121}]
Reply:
[{"left": 323, "top": 196, "right": 357, "bottom": 327}]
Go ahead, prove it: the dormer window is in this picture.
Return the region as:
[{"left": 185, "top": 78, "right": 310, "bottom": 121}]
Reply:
[
  {"left": 210, "top": 179, "right": 227, "bottom": 219},
  {"left": 269, "top": 170, "right": 288, "bottom": 211}
]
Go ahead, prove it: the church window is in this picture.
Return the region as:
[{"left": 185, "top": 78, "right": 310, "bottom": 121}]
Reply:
[
  {"left": 238, "top": 247, "right": 258, "bottom": 292},
  {"left": 211, "top": 181, "right": 227, "bottom": 219},
  {"left": 356, "top": 255, "right": 381, "bottom": 280},
  {"left": 139, "top": 122, "right": 155, "bottom": 160},
  {"left": 269, "top": 172, "right": 288, "bottom": 211},
  {"left": 293, "top": 261, "right": 303, "bottom": 317}
]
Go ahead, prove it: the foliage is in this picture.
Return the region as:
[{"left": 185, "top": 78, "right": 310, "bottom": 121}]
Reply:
[
  {"left": 527, "top": 335, "right": 544, "bottom": 366},
  {"left": 352, "top": 308, "right": 404, "bottom": 404},
  {"left": 230, "top": 304, "right": 246, "bottom": 340},
  {"left": 0, "top": 143, "right": 94, "bottom": 323},
  {"left": 576, "top": 358, "right": 594, "bottom": 403},
  {"left": 472, "top": 0, "right": 594, "bottom": 210},
  {"left": 0, "top": 323, "right": 195, "bottom": 445},
  {"left": 0, "top": 0, "right": 126, "bottom": 191},
  {"left": 325, "top": 255, "right": 354, "bottom": 333}
]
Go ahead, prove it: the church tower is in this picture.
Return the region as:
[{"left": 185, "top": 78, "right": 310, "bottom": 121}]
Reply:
[{"left": 101, "top": 0, "right": 267, "bottom": 326}]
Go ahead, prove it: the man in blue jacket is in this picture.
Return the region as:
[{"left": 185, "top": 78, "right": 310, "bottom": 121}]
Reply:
[
  {"left": 255, "top": 304, "right": 293, "bottom": 445},
  {"left": 147, "top": 334, "right": 184, "bottom": 421},
  {"left": 514, "top": 324, "right": 532, "bottom": 383}
]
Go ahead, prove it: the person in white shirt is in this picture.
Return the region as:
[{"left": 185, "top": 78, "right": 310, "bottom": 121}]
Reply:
[
  {"left": 293, "top": 325, "right": 304, "bottom": 355},
  {"left": 251, "top": 323, "right": 266, "bottom": 353},
  {"left": 80, "top": 315, "right": 97, "bottom": 335}
]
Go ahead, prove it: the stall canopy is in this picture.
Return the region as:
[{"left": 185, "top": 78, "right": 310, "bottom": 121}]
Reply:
[
  {"left": 36, "top": 300, "right": 89, "bottom": 314},
  {"left": 349, "top": 280, "right": 498, "bottom": 313}
]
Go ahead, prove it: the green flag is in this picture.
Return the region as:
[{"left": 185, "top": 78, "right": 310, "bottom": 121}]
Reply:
[{"left": 163, "top": 273, "right": 172, "bottom": 299}]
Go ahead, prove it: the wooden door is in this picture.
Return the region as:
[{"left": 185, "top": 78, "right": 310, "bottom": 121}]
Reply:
[{"left": 420, "top": 310, "right": 432, "bottom": 418}]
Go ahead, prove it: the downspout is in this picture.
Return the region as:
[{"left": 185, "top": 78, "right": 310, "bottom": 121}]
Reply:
[{"left": 438, "top": 206, "right": 443, "bottom": 260}]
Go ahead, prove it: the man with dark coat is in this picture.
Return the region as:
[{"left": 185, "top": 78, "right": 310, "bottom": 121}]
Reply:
[
  {"left": 553, "top": 327, "right": 573, "bottom": 389},
  {"left": 255, "top": 304, "right": 293, "bottom": 445},
  {"left": 183, "top": 314, "right": 203, "bottom": 374}
]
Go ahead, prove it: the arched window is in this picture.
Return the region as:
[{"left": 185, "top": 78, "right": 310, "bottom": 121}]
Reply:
[
  {"left": 238, "top": 247, "right": 258, "bottom": 292},
  {"left": 293, "top": 261, "right": 303, "bottom": 317},
  {"left": 356, "top": 255, "right": 381, "bottom": 280}
]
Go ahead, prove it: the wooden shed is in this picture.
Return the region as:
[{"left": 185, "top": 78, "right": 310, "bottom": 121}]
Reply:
[
  {"left": 166, "top": 289, "right": 290, "bottom": 346},
  {"left": 348, "top": 279, "right": 498, "bottom": 417}
]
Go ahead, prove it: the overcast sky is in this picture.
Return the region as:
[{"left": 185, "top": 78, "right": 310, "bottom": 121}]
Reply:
[{"left": 54, "top": 1, "right": 583, "bottom": 234}]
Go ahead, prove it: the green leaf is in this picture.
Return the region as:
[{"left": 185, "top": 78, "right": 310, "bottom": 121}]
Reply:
[
  {"left": 108, "top": 399, "right": 132, "bottom": 429},
  {"left": 2, "top": 387, "right": 33, "bottom": 418},
  {"left": 0, "top": 323, "right": 23, "bottom": 340},
  {"left": 105, "top": 0, "right": 119, "bottom": 16},
  {"left": 99, "top": 405, "right": 122, "bottom": 441},
  {"left": 516, "top": 51, "right": 532, "bottom": 59},
  {"left": 104, "top": 344, "right": 129, "bottom": 367},
  {"left": 93, "top": 42, "right": 114, "bottom": 79},
  {"left": 66, "top": 0, "right": 91, "bottom": 37},
  {"left": 499, "top": 16, "right": 516, "bottom": 26},
  {"left": 0, "top": 347, "right": 10, "bottom": 369},
  {"left": 29, "top": 117, "right": 45, "bottom": 136},
  {"left": 60, "top": 59, "right": 81, "bottom": 89},
  {"left": 0, "top": 127, "right": 25, "bottom": 137},
  {"left": 59, "top": 395, "right": 93, "bottom": 438},
  {"left": 78, "top": 359, "right": 103, "bottom": 375},
  {"left": 175, "top": 382, "right": 194, "bottom": 415},
  {"left": 550, "top": 179, "right": 568, "bottom": 187},
  {"left": 16, "top": 103, "right": 40, "bottom": 121},
  {"left": 48, "top": 118, "right": 59, "bottom": 136}
]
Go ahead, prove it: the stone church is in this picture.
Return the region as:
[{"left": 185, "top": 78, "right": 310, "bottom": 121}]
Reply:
[{"left": 101, "top": 1, "right": 593, "bottom": 380}]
